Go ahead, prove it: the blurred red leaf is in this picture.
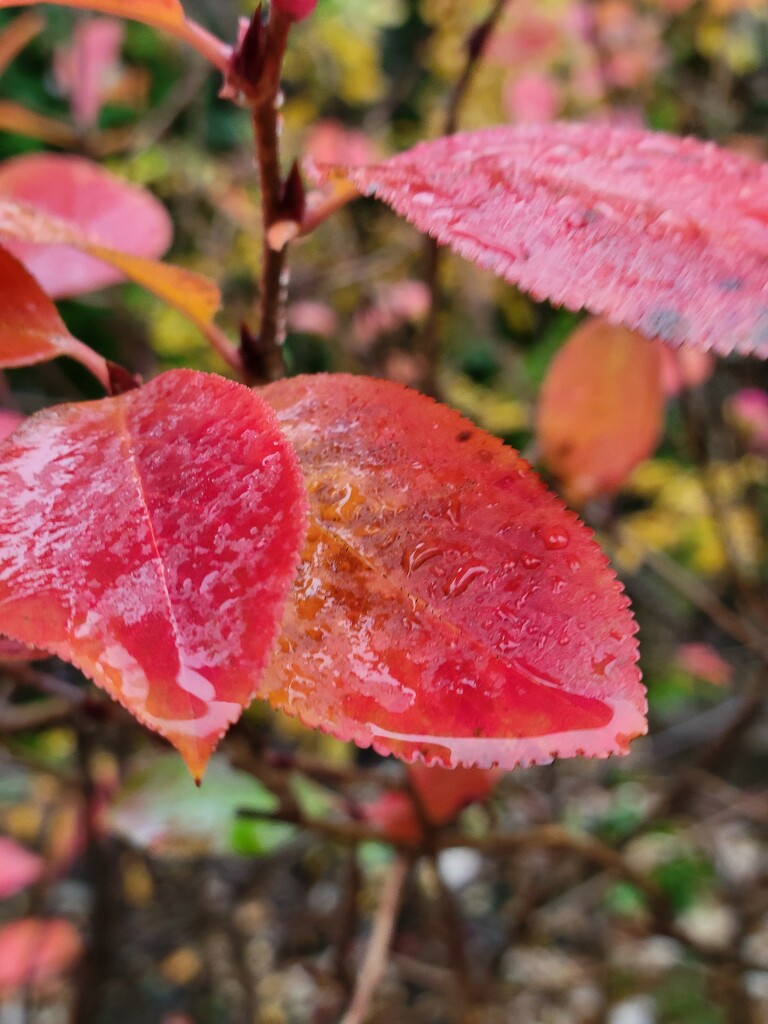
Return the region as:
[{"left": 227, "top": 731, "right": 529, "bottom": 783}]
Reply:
[
  {"left": 262, "top": 374, "right": 645, "bottom": 770},
  {"left": 0, "top": 371, "right": 307, "bottom": 780},
  {"left": 675, "top": 643, "right": 732, "bottom": 687},
  {"left": 0, "top": 0, "right": 184, "bottom": 30},
  {"left": 537, "top": 317, "right": 665, "bottom": 503},
  {"left": 0, "top": 153, "right": 171, "bottom": 298},
  {"left": 0, "top": 245, "right": 109, "bottom": 386},
  {"left": 0, "top": 636, "right": 47, "bottom": 660},
  {"left": 0, "top": 918, "right": 82, "bottom": 994},
  {"left": 322, "top": 123, "right": 768, "bottom": 358},
  {"left": 363, "top": 766, "right": 500, "bottom": 845},
  {"left": 0, "top": 837, "right": 44, "bottom": 898}
]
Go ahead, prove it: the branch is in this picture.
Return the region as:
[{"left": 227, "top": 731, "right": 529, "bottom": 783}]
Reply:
[
  {"left": 339, "top": 855, "right": 410, "bottom": 1024},
  {"left": 421, "top": 0, "right": 509, "bottom": 395}
]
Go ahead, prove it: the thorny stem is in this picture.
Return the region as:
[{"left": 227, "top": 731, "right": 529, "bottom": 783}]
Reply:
[
  {"left": 245, "top": 11, "right": 294, "bottom": 383},
  {"left": 338, "top": 855, "right": 411, "bottom": 1024},
  {"left": 421, "top": 0, "right": 509, "bottom": 396}
]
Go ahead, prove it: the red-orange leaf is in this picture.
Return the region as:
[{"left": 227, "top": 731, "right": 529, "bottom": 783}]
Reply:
[
  {"left": 0, "top": 0, "right": 184, "bottom": 30},
  {"left": 262, "top": 374, "right": 645, "bottom": 770},
  {"left": 323, "top": 123, "right": 768, "bottom": 358},
  {"left": 0, "top": 154, "right": 172, "bottom": 298},
  {"left": 0, "top": 245, "right": 109, "bottom": 387},
  {"left": 0, "top": 371, "right": 307, "bottom": 780},
  {"left": 537, "top": 317, "right": 665, "bottom": 503}
]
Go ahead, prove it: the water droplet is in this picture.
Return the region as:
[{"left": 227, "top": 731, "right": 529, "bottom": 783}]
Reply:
[
  {"left": 444, "top": 563, "right": 488, "bottom": 597},
  {"left": 591, "top": 652, "right": 617, "bottom": 677},
  {"left": 540, "top": 528, "right": 569, "bottom": 550},
  {"left": 446, "top": 496, "right": 462, "bottom": 527},
  {"left": 401, "top": 542, "right": 442, "bottom": 575},
  {"left": 567, "top": 557, "right": 581, "bottom": 572},
  {"left": 412, "top": 191, "right": 435, "bottom": 206},
  {"left": 521, "top": 553, "right": 542, "bottom": 569}
]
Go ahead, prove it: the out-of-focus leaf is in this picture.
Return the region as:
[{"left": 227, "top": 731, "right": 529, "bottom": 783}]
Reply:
[
  {"left": 0, "top": 837, "right": 44, "bottom": 898},
  {"left": 0, "top": 101, "right": 78, "bottom": 147},
  {"left": 0, "top": 191, "right": 220, "bottom": 332},
  {"left": 363, "top": 765, "right": 500, "bottom": 845},
  {"left": 0, "top": 371, "right": 307, "bottom": 780},
  {"left": 0, "top": 918, "right": 82, "bottom": 994},
  {"left": 0, "top": 154, "right": 172, "bottom": 298},
  {"left": 262, "top": 374, "right": 646, "bottom": 771},
  {"left": 0, "top": 0, "right": 185, "bottom": 30},
  {"left": 54, "top": 18, "right": 125, "bottom": 131},
  {"left": 537, "top": 317, "right": 665, "bottom": 503},
  {"left": 321, "top": 123, "right": 768, "bottom": 358},
  {"left": 0, "top": 11, "right": 44, "bottom": 74},
  {"left": 107, "top": 755, "right": 294, "bottom": 856},
  {"left": 0, "top": 245, "right": 109, "bottom": 387}
]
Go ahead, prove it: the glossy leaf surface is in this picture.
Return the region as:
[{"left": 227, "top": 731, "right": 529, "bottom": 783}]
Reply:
[
  {"left": 0, "top": 371, "right": 307, "bottom": 779},
  {"left": 0, "top": 154, "right": 172, "bottom": 298},
  {"left": 537, "top": 317, "right": 665, "bottom": 503},
  {"left": 0, "top": 192, "right": 219, "bottom": 329},
  {"left": 0, "top": 245, "right": 109, "bottom": 386},
  {"left": 0, "top": 918, "right": 81, "bottom": 994},
  {"left": 0, "top": 0, "right": 184, "bottom": 30},
  {"left": 263, "top": 374, "right": 645, "bottom": 770},
  {"left": 326, "top": 123, "right": 768, "bottom": 358}
]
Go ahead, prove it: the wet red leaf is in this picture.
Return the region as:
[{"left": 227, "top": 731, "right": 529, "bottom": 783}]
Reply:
[
  {"left": 0, "top": 245, "right": 109, "bottom": 386},
  {"left": 0, "top": 918, "right": 82, "bottom": 994},
  {"left": 0, "top": 371, "right": 307, "bottom": 780},
  {"left": 0, "top": 153, "right": 172, "bottom": 298},
  {"left": 537, "top": 317, "right": 665, "bottom": 503},
  {"left": 322, "top": 123, "right": 768, "bottom": 358},
  {"left": 0, "top": 838, "right": 44, "bottom": 898},
  {"left": 262, "top": 374, "right": 645, "bottom": 770},
  {"left": 0, "top": 0, "right": 184, "bottom": 30}
]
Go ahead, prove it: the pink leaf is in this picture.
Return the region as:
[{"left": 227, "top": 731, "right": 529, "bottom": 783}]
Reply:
[
  {"left": 262, "top": 374, "right": 646, "bottom": 770},
  {"left": 0, "top": 153, "right": 172, "bottom": 298},
  {"left": 0, "top": 838, "right": 44, "bottom": 898},
  {"left": 0, "top": 371, "right": 307, "bottom": 780},
  {"left": 0, "top": 918, "right": 82, "bottom": 994},
  {"left": 321, "top": 123, "right": 768, "bottom": 358},
  {"left": 54, "top": 18, "right": 125, "bottom": 131}
]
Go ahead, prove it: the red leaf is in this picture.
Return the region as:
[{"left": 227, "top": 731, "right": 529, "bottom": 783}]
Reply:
[
  {"left": 0, "top": 154, "right": 172, "bottom": 298},
  {"left": 409, "top": 763, "right": 499, "bottom": 824},
  {"left": 0, "top": 0, "right": 185, "bottom": 30},
  {"left": 0, "top": 838, "right": 44, "bottom": 898},
  {"left": 0, "top": 371, "right": 307, "bottom": 780},
  {"left": 0, "top": 918, "right": 82, "bottom": 995},
  {"left": 262, "top": 374, "right": 645, "bottom": 770},
  {"left": 322, "top": 123, "right": 768, "bottom": 358},
  {"left": 0, "top": 245, "right": 109, "bottom": 387},
  {"left": 0, "top": 636, "right": 47, "bottom": 660},
  {"left": 537, "top": 317, "right": 665, "bottom": 503}
]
